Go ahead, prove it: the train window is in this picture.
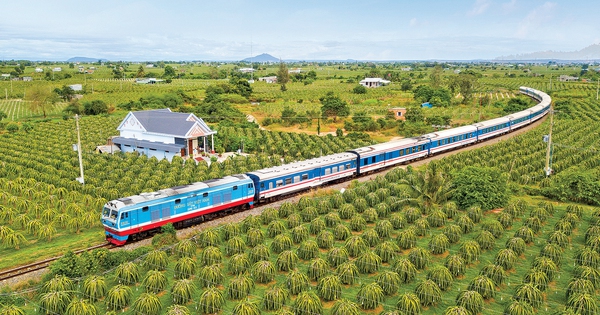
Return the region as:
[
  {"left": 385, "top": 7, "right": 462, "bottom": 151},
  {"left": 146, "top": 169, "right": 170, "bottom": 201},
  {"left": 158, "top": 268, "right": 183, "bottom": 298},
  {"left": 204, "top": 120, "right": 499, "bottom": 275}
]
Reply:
[
  {"left": 324, "top": 168, "right": 331, "bottom": 175},
  {"left": 302, "top": 174, "right": 308, "bottom": 180},
  {"left": 233, "top": 186, "right": 238, "bottom": 190},
  {"left": 371, "top": 156, "right": 376, "bottom": 163},
  {"left": 269, "top": 182, "right": 274, "bottom": 189},
  {"left": 203, "top": 192, "right": 208, "bottom": 198},
  {"left": 175, "top": 199, "right": 181, "bottom": 204},
  {"left": 120, "top": 212, "right": 128, "bottom": 219},
  {"left": 345, "top": 164, "right": 350, "bottom": 170},
  {"left": 363, "top": 158, "right": 368, "bottom": 165},
  {"left": 332, "top": 166, "right": 337, "bottom": 172},
  {"left": 294, "top": 176, "right": 300, "bottom": 183},
  {"left": 418, "top": 145, "right": 422, "bottom": 151},
  {"left": 248, "top": 184, "right": 253, "bottom": 188},
  {"left": 142, "top": 206, "right": 149, "bottom": 212},
  {"left": 276, "top": 180, "right": 283, "bottom": 187},
  {"left": 285, "top": 178, "right": 292, "bottom": 185}
]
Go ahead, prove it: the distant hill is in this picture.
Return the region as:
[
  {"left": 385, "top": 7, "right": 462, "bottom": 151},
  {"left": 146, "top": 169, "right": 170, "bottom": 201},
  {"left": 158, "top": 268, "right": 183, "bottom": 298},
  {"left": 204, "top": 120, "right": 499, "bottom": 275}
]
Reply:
[
  {"left": 241, "top": 53, "right": 279, "bottom": 63},
  {"left": 495, "top": 43, "right": 600, "bottom": 61},
  {"left": 67, "top": 57, "right": 109, "bottom": 63}
]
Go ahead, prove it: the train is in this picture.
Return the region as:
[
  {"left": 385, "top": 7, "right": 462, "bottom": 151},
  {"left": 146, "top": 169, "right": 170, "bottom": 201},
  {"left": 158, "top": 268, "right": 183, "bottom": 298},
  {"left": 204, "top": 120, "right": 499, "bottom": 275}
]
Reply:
[{"left": 102, "top": 86, "right": 551, "bottom": 245}]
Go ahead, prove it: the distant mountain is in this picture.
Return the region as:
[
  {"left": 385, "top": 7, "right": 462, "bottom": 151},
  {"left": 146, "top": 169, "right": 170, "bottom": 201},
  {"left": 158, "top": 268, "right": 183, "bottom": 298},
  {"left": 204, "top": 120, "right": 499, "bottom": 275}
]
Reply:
[
  {"left": 495, "top": 43, "right": 600, "bottom": 61},
  {"left": 241, "top": 53, "right": 279, "bottom": 63},
  {"left": 67, "top": 57, "right": 109, "bottom": 63}
]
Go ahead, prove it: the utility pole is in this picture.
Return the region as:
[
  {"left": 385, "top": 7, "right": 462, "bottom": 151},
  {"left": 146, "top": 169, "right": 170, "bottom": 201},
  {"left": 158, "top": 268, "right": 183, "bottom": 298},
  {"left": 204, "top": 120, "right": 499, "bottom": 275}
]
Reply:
[
  {"left": 544, "top": 106, "right": 554, "bottom": 177},
  {"left": 75, "top": 114, "right": 85, "bottom": 185},
  {"left": 597, "top": 78, "right": 599, "bottom": 101}
]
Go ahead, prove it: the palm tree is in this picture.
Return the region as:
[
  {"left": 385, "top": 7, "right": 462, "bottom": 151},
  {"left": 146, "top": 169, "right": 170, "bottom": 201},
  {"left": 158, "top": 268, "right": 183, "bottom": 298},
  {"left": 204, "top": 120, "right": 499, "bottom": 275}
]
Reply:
[
  {"left": 414, "top": 279, "right": 442, "bottom": 306},
  {"left": 115, "top": 261, "right": 140, "bottom": 285},
  {"left": 276, "top": 250, "right": 299, "bottom": 271},
  {"left": 174, "top": 257, "right": 197, "bottom": 279},
  {"left": 459, "top": 240, "right": 481, "bottom": 264},
  {"left": 82, "top": 275, "right": 107, "bottom": 303},
  {"left": 429, "top": 233, "right": 450, "bottom": 255},
  {"left": 198, "top": 264, "right": 224, "bottom": 288},
  {"left": 566, "top": 278, "right": 595, "bottom": 300},
  {"left": 197, "top": 287, "right": 225, "bottom": 314},
  {"left": 199, "top": 245, "right": 223, "bottom": 266},
  {"left": 427, "top": 265, "right": 454, "bottom": 291},
  {"left": 480, "top": 264, "right": 506, "bottom": 286},
  {"left": 170, "top": 278, "right": 196, "bottom": 305},
  {"left": 356, "top": 250, "right": 382, "bottom": 274},
  {"left": 142, "top": 270, "right": 168, "bottom": 293},
  {"left": 468, "top": 275, "right": 496, "bottom": 299},
  {"left": 105, "top": 284, "right": 133, "bottom": 311},
  {"left": 144, "top": 250, "right": 169, "bottom": 271},
  {"left": 331, "top": 299, "right": 361, "bottom": 315},
  {"left": 293, "top": 291, "right": 322, "bottom": 315},
  {"left": 327, "top": 246, "right": 349, "bottom": 267},
  {"left": 65, "top": 298, "right": 97, "bottom": 315},
  {"left": 397, "top": 162, "right": 452, "bottom": 212},
  {"left": 39, "top": 291, "right": 72, "bottom": 315},
  {"left": 165, "top": 305, "right": 191, "bottom": 315},
  {"left": 317, "top": 275, "right": 342, "bottom": 301},
  {"left": 393, "top": 258, "right": 418, "bottom": 283},
  {"left": 513, "top": 283, "right": 543, "bottom": 308},
  {"left": 396, "top": 292, "right": 422, "bottom": 315},
  {"left": 456, "top": 290, "right": 484, "bottom": 315},
  {"left": 376, "top": 270, "right": 401, "bottom": 296},
  {"left": 262, "top": 286, "right": 289, "bottom": 311},
  {"left": 286, "top": 270, "right": 309, "bottom": 295},
  {"left": 445, "top": 254, "right": 466, "bottom": 277},
  {"left": 567, "top": 293, "right": 597, "bottom": 315},
  {"left": 408, "top": 247, "right": 431, "bottom": 270},
  {"left": 504, "top": 300, "right": 534, "bottom": 315}
]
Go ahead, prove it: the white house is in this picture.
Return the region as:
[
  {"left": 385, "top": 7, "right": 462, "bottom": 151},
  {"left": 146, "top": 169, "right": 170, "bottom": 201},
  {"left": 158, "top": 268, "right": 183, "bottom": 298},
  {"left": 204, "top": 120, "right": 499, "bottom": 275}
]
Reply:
[
  {"left": 359, "top": 78, "right": 391, "bottom": 88},
  {"left": 239, "top": 68, "right": 255, "bottom": 73},
  {"left": 558, "top": 75, "right": 579, "bottom": 82},
  {"left": 68, "top": 84, "right": 83, "bottom": 91},
  {"left": 53, "top": 67, "right": 62, "bottom": 72},
  {"left": 136, "top": 78, "right": 163, "bottom": 84},
  {"left": 288, "top": 68, "right": 301, "bottom": 74},
  {"left": 258, "top": 76, "right": 277, "bottom": 83},
  {"left": 112, "top": 109, "right": 216, "bottom": 161},
  {"left": 35, "top": 68, "right": 44, "bottom": 73}
]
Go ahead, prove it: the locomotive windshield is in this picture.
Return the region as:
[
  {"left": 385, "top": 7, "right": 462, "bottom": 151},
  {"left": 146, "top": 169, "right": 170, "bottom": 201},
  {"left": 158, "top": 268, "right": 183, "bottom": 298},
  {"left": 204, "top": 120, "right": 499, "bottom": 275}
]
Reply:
[{"left": 102, "top": 206, "right": 118, "bottom": 221}]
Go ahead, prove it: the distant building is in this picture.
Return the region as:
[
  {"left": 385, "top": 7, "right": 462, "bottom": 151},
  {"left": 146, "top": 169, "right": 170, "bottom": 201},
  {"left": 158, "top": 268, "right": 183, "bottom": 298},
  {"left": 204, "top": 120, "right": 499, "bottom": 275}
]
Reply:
[
  {"left": 136, "top": 78, "right": 163, "bottom": 84},
  {"left": 421, "top": 102, "right": 433, "bottom": 108},
  {"left": 1, "top": 74, "right": 10, "bottom": 79},
  {"left": 52, "top": 67, "right": 62, "bottom": 72},
  {"left": 558, "top": 75, "right": 579, "bottom": 82},
  {"left": 388, "top": 108, "right": 406, "bottom": 121},
  {"left": 239, "top": 68, "right": 255, "bottom": 73},
  {"left": 401, "top": 67, "right": 412, "bottom": 71},
  {"left": 22, "top": 77, "right": 33, "bottom": 81},
  {"left": 453, "top": 69, "right": 461, "bottom": 74},
  {"left": 112, "top": 108, "right": 216, "bottom": 161},
  {"left": 258, "top": 76, "right": 277, "bottom": 83},
  {"left": 359, "top": 78, "right": 390, "bottom": 88},
  {"left": 69, "top": 84, "right": 83, "bottom": 91},
  {"left": 288, "top": 68, "right": 301, "bottom": 74},
  {"left": 146, "top": 64, "right": 154, "bottom": 68},
  {"left": 35, "top": 68, "right": 44, "bottom": 73}
]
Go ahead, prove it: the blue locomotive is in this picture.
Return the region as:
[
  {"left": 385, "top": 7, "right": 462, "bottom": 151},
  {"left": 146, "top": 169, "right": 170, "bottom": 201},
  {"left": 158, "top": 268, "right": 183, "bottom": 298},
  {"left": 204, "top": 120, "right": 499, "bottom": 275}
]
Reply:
[{"left": 102, "top": 86, "right": 551, "bottom": 245}]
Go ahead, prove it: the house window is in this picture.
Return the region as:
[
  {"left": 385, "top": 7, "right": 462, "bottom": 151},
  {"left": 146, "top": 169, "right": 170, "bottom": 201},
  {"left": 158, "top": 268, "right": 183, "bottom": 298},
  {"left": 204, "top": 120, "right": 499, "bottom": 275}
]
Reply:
[{"left": 397, "top": 112, "right": 402, "bottom": 116}]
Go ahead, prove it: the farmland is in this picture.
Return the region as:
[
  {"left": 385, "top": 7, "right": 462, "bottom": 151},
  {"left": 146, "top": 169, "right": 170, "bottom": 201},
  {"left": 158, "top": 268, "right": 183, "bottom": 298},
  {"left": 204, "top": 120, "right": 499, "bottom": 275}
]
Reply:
[{"left": 0, "top": 61, "right": 600, "bottom": 314}]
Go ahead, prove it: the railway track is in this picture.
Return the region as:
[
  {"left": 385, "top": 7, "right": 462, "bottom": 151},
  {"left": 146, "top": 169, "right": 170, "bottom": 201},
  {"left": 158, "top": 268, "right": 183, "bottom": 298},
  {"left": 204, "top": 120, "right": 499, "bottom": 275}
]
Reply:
[{"left": 0, "top": 243, "right": 114, "bottom": 282}]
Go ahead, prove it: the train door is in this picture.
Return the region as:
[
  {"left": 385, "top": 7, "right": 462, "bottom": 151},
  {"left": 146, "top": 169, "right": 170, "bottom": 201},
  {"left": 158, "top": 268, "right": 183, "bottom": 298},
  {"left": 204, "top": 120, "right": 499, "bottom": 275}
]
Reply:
[{"left": 130, "top": 209, "right": 139, "bottom": 227}]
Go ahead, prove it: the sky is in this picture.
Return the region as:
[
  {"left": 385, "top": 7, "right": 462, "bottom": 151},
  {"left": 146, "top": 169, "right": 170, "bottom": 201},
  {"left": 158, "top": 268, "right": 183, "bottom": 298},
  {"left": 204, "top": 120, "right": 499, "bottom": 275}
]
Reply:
[{"left": 1, "top": 0, "right": 599, "bottom": 61}]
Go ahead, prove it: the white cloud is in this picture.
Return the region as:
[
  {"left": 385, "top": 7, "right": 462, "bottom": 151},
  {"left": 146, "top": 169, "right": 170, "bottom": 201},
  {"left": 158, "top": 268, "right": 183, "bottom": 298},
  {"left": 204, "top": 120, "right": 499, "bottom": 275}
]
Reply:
[
  {"left": 468, "top": 0, "right": 492, "bottom": 16},
  {"left": 516, "top": 2, "right": 557, "bottom": 38}
]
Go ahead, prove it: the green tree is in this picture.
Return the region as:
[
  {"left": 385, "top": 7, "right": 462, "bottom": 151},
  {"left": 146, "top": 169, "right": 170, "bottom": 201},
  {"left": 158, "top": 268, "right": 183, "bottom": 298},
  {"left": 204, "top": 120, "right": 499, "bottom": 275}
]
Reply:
[
  {"left": 277, "top": 61, "right": 290, "bottom": 91},
  {"left": 429, "top": 65, "right": 443, "bottom": 88},
  {"left": 26, "top": 85, "right": 58, "bottom": 118},
  {"left": 136, "top": 65, "right": 145, "bottom": 78},
  {"left": 405, "top": 107, "right": 424, "bottom": 123},
  {"left": 83, "top": 100, "right": 109, "bottom": 115},
  {"left": 163, "top": 65, "right": 176, "bottom": 78},
  {"left": 320, "top": 92, "right": 350, "bottom": 122},
  {"left": 451, "top": 166, "right": 509, "bottom": 210},
  {"left": 353, "top": 84, "right": 367, "bottom": 94}
]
